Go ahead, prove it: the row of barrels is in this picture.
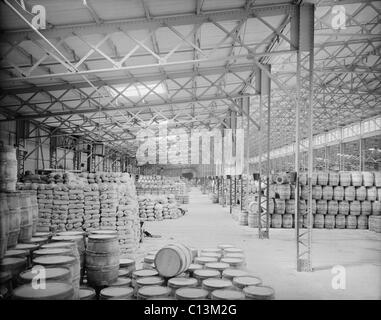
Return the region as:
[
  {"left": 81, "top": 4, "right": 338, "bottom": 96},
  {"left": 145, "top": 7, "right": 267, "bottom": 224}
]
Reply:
[
  {"left": 0, "top": 191, "right": 39, "bottom": 259},
  {"left": 250, "top": 199, "right": 381, "bottom": 216},
  {"left": 274, "top": 184, "right": 381, "bottom": 201},
  {"left": 273, "top": 171, "right": 381, "bottom": 187},
  {"left": 245, "top": 213, "right": 379, "bottom": 230}
]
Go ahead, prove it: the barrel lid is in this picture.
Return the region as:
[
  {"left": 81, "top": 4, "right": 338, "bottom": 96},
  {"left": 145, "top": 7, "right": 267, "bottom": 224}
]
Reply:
[
  {"left": 118, "top": 269, "right": 129, "bottom": 277},
  {"left": 100, "top": 287, "right": 134, "bottom": 299},
  {"left": 34, "top": 248, "right": 72, "bottom": 256},
  {"left": 33, "top": 232, "right": 52, "bottom": 238},
  {"left": 148, "top": 250, "right": 158, "bottom": 256},
  {"left": 193, "top": 269, "right": 220, "bottom": 279},
  {"left": 223, "top": 247, "right": 244, "bottom": 254},
  {"left": 194, "top": 256, "right": 218, "bottom": 265},
  {"left": 201, "top": 248, "right": 222, "bottom": 254},
  {"left": 41, "top": 242, "right": 75, "bottom": 249},
  {"left": 57, "top": 231, "right": 85, "bottom": 237},
  {"left": 200, "top": 252, "right": 221, "bottom": 259},
  {"left": 136, "top": 276, "right": 163, "bottom": 286},
  {"left": 109, "top": 277, "right": 132, "bottom": 287},
  {"left": 175, "top": 288, "right": 209, "bottom": 300},
  {"left": 211, "top": 289, "right": 246, "bottom": 300},
  {"left": 217, "top": 244, "right": 234, "bottom": 250},
  {"left": 187, "top": 263, "right": 203, "bottom": 272},
  {"left": 0, "top": 257, "right": 26, "bottom": 268},
  {"left": 224, "top": 253, "right": 245, "bottom": 259},
  {"left": 168, "top": 277, "right": 197, "bottom": 288},
  {"left": 52, "top": 235, "right": 82, "bottom": 242},
  {"left": 204, "top": 262, "right": 230, "bottom": 271},
  {"left": 222, "top": 269, "right": 249, "bottom": 279},
  {"left": 119, "top": 258, "right": 135, "bottom": 267},
  {"left": 202, "top": 278, "right": 232, "bottom": 290},
  {"left": 233, "top": 276, "right": 262, "bottom": 288},
  {"left": 243, "top": 285, "right": 275, "bottom": 299},
  {"left": 90, "top": 230, "right": 117, "bottom": 235},
  {"left": 4, "top": 249, "right": 29, "bottom": 258},
  {"left": 33, "top": 255, "right": 76, "bottom": 266},
  {"left": 87, "top": 234, "right": 117, "bottom": 241},
  {"left": 13, "top": 282, "right": 73, "bottom": 300},
  {"left": 132, "top": 269, "right": 158, "bottom": 278},
  {"left": 137, "top": 285, "right": 170, "bottom": 298},
  {"left": 220, "top": 257, "right": 244, "bottom": 266},
  {"left": 21, "top": 237, "right": 48, "bottom": 244},
  {"left": 13, "top": 243, "right": 40, "bottom": 251},
  {"left": 79, "top": 287, "right": 96, "bottom": 300},
  {"left": 19, "top": 267, "right": 70, "bottom": 282},
  {"left": 143, "top": 254, "right": 155, "bottom": 264}
]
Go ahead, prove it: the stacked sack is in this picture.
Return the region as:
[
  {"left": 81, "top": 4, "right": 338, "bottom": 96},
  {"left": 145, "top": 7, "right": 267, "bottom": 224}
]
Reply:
[
  {"left": 116, "top": 175, "right": 140, "bottom": 254},
  {"left": 82, "top": 184, "right": 100, "bottom": 231},
  {"left": 154, "top": 202, "right": 164, "bottom": 220},
  {"left": 36, "top": 184, "right": 54, "bottom": 232},
  {"left": 66, "top": 183, "right": 84, "bottom": 231},
  {"left": 99, "top": 183, "right": 117, "bottom": 230},
  {"left": 51, "top": 184, "right": 69, "bottom": 232}
]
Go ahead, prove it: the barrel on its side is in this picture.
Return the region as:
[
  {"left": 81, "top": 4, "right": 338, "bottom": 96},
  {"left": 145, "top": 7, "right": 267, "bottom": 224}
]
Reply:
[{"left": 154, "top": 243, "right": 192, "bottom": 278}]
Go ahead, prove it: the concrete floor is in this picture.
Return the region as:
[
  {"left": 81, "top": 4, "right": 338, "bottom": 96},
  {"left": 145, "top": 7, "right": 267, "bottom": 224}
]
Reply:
[{"left": 137, "top": 187, "right": 381, "bottom": 300}]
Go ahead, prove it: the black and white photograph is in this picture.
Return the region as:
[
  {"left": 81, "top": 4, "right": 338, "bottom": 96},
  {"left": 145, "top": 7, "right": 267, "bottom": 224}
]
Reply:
[{"left": 0, "top": 0, "right": 380, "bottom": 306}]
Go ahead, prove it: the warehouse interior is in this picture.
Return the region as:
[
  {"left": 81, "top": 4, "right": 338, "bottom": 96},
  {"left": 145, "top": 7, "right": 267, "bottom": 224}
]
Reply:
[{"left": 0, "top": 0, "right": 380, "bottom": 300}]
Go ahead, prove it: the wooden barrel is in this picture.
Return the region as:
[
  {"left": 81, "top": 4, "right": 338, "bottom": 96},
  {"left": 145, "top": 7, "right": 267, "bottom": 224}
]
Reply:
[
  {"left": 311, "top": 199, "right": 317, "bottom": 214},
  {"left": 0, "top": 257, "right": 27, "bottom": 278},
  {"left": 202, "top": 278, "right": 233, "bottom": 296},
  {"left": 18, "top": 191, "right": 34, "bottom": 242},
  {"left": 322, "top": 186, "right": 333, "bottom": 200},
  {"left": 12, "top": 282, "right": 74, "bottom": 300},
  {"left": 266, "top": 199, "right": 274, "bottom": 214},
  {"left": 362, "top": 172, "right": 374, "bottom": 187},
  {"left": 199, "top": 252, "right": 221, "bottom": 260},
  {"left": 22, "top": 237, "right": 49, "bottom": 246},
  {"left": 6, "top": 193, "right": 21, "bottom": 248},
  {"left": 33, "top": 248, "right": 73, "bottom": 259},
  {"left": 314, "top": 214, "right": 324, "bottom": 228},
  {"left": 217, "top": 244, "right": 234, "bottom": 250},
  {"left": 361, "top": 201, "right": 372, "bottom": 216},
  {"left": 186, "top": 263, "right": 203, "bottom": 277},
  {"left": 324, "top": 215, "right": 335, "bottom": 229},
  {"left": 100, "top": 286, "right": 134, "bottom": 300},
  {"left": 303, "top": 215, "right": 313, "bottom": 228},
  {"left": 232, "top": 276, "right": 262, "bottom": 290},
  {"left": 222, "top": 269, "right": 249, "bottom": 280},
  {"left": 32, "top": 255, "right": 79, "bottom": 299},
  {"left": 375, "top": 172, "right": 381, "bottom": 187},
  {"left": 211, "top": 289, "right": 245, "bottom": 300},
  {"left": 329, "top": 172, "right": 339, "bottom": 186},
  {"left": 339, "top": 171, "right": 351, "bottom": 186},
  {"left": 274, "top": 199, "right": 285, "bottom": 214},
  {"left": 0, "top": 193, "right": 9, "bottom": 258},
  {"left": 327, "top": 200, "right": 338, "bottom": 215},
  {"left": 317, "top": 172, "right": 329, "bottom": 186},
  {"left": 204, "top": 262, "right": 230, "bottom": 273},
  {"left": 311, "top": 172, "right": 318, "bottom": 186},
  {"left": 137, "top": 285, "right": 171, "bottom": 300},
  {"left": 282, "top": 214, "right": 293, "bottom": 228},
  {"left": 118, "top": 269, "right": 129, "bottom": 278},
  {"left": 379, "top": 188, "right": 381, "bottom": 201},
  {"left": 372, "top": 201, "right": 381, "bottom": 215},
  {"left": 220, "top": 257, "right": 244, "bottom": 269},
  {"left": 193, "top": 269, "right": 220, "bottom": 286},
  {"left": 136, "top": 276, "right": 164, "bottom": 295},
  {"left": 338, "top": 201, "right": 349, "bottom": 215},
  {"left": 243, "top": 285, "right": 275, "bottom": 300},
  {"left": 344, "top": 186, "right": 356, "bottom": 201},
  {"left": 175, "top": 287, "right": 209, "bottom": 300},
  {"left": 357, "top": 216, "right": 368, "bottom": 229},
  {"left": 119, "top": 258, "right": 136, "bottom": 275},
  {"left": 247, "top": 213, "right": 259, "bottom": 228},
  {"left": 335, "top": 215, "right": 346, "bottom": 229},
  {"left": 18, "top": 267, "right": 71, "bottom": 285},
  {"left": 369, "top": 216, "right": 381, "bottom": 233},
  {"left": 168, "top": 277, "right": 198, "bottom": 296},
  {"left": 90, "top": 229, "right": 118, "bottom": 236},
  {"left": 367, "top": 187, "right": 377, "bottom": 201},
  {"left": 285, "top": 200, "right": 295, "bottom": 214},
  {"left": 194, "top": 256, "right": 218, "bottom": 267},
  {"left": 333, "top": 186, "right": 344, "bottom": 201},
  {"left": 312, "top": 186, "right": 322, "bottom": 200},
  {"left": 85, "top": 234, "right": 119, "bottom": 287},
  {"left": 52, "top": 235, "right": 85, "bottom": 270},
  {"left": 351, "top": 172, "right": 362, "bottom": 186},
  {"left": 131, "top": 269, "right": 159, "bottom": 287},
  {"left": 238, "top": 211, "right": 248, "bottom": 226},
  {"left": 154, "top": 243, "right": 192, "bottom": 278},
  {"left": 349, "top": 201, "right": 361, "bottom": 216},
  {"left": 277, "top": 184, "right": 291, "bottom": 200},
  {"left": 346, "top": 216, "right": 357, "bottom": 229},
  {"left": 299, "top": 173, "right": 307, "bottom": 186},
  {"left": 0, "top": 145, "right": 17, "bottom": 192},
  {"left": 316, "top": 200, "right": 327, "bottom": 215},
  {"left": 79, "top": 286, "right": 96, "bottom": 300},
  {"left": 274, "top": 173, "right": 290, "bottom": 185},
  {"left": 356, "top": 187, "right": 367, "bottom": 201},
  {"left": 300, "top": 186, "right": 309, "bottom": 200},
  {"left": 271, "top": 214, "right": 282, "bottom": 228}
]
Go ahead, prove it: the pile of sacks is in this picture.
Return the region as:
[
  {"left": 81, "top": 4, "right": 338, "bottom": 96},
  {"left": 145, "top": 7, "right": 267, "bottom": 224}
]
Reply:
[
  {"left": 67, "top": 183, "right": 84, "bottom": 231},
  {"left": 36, "top": 184, "right": 53, "bottom": 232},
  {"left": 138, "top": 194, "right": 186, "bottom": 221},
  {"left": 99, "top": 183, "right": 117, "bottom": 230},
  {"left": 51, "top": 184, "right": 70, "bottom": 232},
  {"left": 83, "top": 184, "right": 100, "bottom": 231}
]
